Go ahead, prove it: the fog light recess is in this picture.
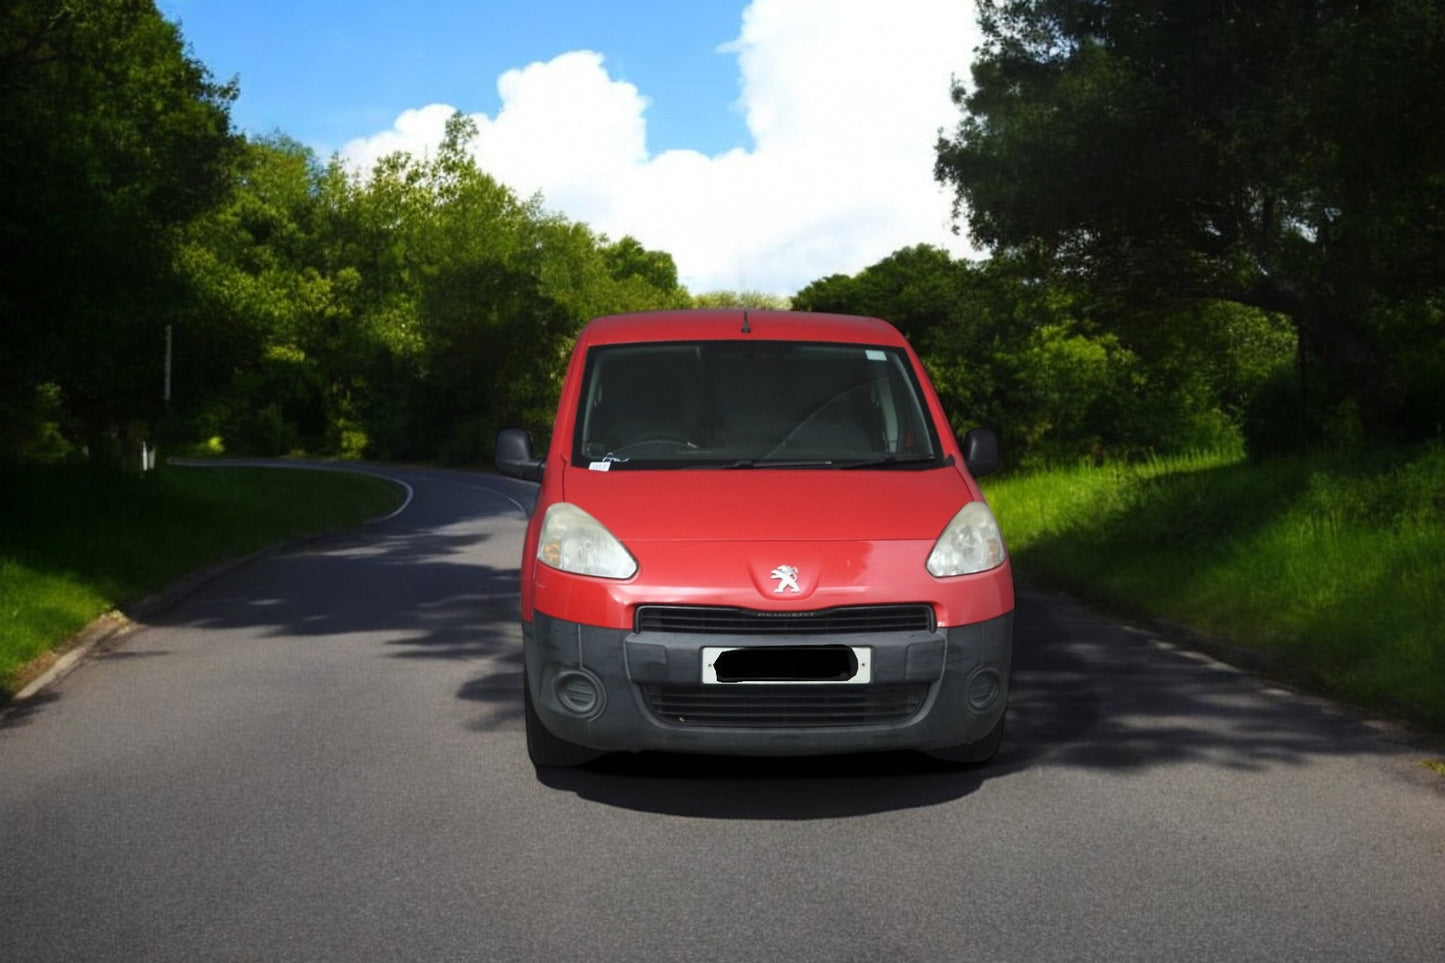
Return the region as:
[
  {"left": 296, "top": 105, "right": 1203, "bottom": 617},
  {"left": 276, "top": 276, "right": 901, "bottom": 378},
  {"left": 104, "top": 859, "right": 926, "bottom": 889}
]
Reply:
[
  {"left": 554, "top": 669, "right": 605, "bottom": 717},
  {"left": 965, "top": 667, "right": 1003, "bottom": 712}
]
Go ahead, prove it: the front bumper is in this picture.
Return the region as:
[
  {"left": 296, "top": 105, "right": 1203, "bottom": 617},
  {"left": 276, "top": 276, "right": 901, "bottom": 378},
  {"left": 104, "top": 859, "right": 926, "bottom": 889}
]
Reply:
[{"left": 523, "top": 608, "right": 1013, "bottom": 757}]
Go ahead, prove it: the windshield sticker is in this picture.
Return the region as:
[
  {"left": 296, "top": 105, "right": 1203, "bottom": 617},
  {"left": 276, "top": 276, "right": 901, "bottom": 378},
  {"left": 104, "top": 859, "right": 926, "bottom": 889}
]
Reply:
[
  {"left": 589, "top": 453, "right": 629, "bottom": 472},
  {"left": 865, "top": 349, "right": 887, "bottom": 361}
]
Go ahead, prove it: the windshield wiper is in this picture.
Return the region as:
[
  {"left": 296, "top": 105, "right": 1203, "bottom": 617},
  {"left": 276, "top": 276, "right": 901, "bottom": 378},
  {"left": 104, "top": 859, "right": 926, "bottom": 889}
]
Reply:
[
  {"left": 696, "top": 458, "right": 838, "bottom": 470},
  {"left": 835, "top": 454, "right": 940, "bottom": 470},
  {"left": 695, "top": 455, "right": 941, "bottom": 470}
]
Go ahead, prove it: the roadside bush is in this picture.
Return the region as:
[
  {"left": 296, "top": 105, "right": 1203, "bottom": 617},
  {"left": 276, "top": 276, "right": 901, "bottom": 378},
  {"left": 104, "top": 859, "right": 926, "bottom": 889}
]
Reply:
[
  {"left": 1242, "top": 366, "right": 1309, "bottom": 458},
  {"left": 232, "top": 402, "right": 300, "bottom": 456},
  {"left": 0, "top": 383, "right": 76, "bottom": 464}
]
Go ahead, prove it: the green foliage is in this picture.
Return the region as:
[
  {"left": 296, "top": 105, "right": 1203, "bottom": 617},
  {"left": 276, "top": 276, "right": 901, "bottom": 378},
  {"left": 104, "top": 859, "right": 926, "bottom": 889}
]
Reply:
[
  {"left": 797, "top": 247, "right": 1292, "bottom": 467},
  {"left": 983, "top": 444, "right": 1445, "bottom": 730},
  {"left": 169, "top": 113, "right": 685, "bottom": 464},
  {"left": 691, "top": 290, "right": 792, "bottom": 310},
  {"left": 938, "top": 0, "right": 1445, "bottom": 444},
  {"left": 0, "top": 0, "right": 238, "bottom": 465},
  {"left": 0, "top": 383, "right": 76, "bottom": 465},
  {"left": 795, "top": 245, "right": 959, "bottom": 344},
  {"left": 603, "top": 235, "right": 681, "bottom": 293},
  {"left": 1004, "top": 323, "right": 1141, "bottom": 459}
]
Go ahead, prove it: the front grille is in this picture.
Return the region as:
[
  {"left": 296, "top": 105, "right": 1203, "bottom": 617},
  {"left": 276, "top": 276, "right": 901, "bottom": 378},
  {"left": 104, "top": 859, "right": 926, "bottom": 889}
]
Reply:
[
  {"left": 635, "top": 604, "right": 934, "bottom": 635},
  {"left": 639, "top": 683, "right": 928, "bottom": 728}
]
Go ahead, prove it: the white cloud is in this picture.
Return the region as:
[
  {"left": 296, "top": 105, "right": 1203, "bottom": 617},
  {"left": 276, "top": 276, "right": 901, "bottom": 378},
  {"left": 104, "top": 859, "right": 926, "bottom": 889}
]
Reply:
[{"left": 339, "top": 0, "right": 981, "bottom": 295}]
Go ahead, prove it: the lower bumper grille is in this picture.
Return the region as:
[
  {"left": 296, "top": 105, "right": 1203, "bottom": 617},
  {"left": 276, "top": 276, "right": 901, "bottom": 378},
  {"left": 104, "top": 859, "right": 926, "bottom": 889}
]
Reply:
[{"left": 639, "top": 683, "right": 928, "bottom": 728}]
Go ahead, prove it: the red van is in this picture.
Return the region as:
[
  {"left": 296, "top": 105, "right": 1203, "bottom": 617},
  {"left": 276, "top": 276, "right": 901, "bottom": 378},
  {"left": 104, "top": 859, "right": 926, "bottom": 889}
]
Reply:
[{"left": 495, "top": 309, "right": 1013, "bottom": 767}]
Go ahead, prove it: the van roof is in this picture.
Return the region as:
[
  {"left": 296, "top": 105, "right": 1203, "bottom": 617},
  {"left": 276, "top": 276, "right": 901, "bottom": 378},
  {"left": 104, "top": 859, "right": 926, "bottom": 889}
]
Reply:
[{"left": 578, "top": 309, "right": 908, "bottom": 347}]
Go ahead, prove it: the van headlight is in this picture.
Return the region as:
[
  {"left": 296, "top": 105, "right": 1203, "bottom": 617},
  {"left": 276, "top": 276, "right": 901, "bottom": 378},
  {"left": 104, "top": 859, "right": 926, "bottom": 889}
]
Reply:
[
  {"left": 537, "top": 502, "right": 638, "bottom": 579},
  {"left": 927, "top": 502, "right": 1007, "bottom": 577}
]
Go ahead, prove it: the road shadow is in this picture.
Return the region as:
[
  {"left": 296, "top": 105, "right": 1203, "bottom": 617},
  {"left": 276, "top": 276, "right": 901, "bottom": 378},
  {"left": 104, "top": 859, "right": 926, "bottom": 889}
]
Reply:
[
  {"left": 139, "top": 521, "right": 524, "bottom": 666},
  {"left": 0, "top": 690, "right": 61, "bottom": 731},
  {"left": 456, "top": 647, "right": 527, "bottom": 734},
  {"left": 1001, "top": 587, "right": 1433, "bottom": 772},
  {"left": 534, "top": 749, "right": 989, "bottom": 819}
]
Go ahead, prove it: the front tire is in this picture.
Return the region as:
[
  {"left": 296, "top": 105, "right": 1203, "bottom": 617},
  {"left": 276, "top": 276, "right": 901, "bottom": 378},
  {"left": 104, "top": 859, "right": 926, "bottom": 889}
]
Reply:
[{"left": 524, "top": 672, "right": 603, "bottom": 768}]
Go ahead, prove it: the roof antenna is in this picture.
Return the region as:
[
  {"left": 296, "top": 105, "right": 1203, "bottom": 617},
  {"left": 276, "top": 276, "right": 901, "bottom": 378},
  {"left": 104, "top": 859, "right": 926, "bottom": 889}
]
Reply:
[{"left": 741, "top": 309, "right": 751, "bottom": 334}]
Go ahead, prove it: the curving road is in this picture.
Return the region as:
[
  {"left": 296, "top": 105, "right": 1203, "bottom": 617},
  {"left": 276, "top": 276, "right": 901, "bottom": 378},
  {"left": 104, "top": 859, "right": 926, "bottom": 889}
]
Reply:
[{"left": 2, "top": 463, "right": 1442, "bottom": 962}]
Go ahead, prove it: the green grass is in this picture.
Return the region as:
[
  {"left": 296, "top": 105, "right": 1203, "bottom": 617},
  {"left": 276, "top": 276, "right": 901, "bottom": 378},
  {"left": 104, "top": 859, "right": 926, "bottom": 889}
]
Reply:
[
  {"left": 982, "top": 444, "right": 1445, "bottom": 732},
  {"left": 0, "top": 463, "right": 402, "bottom": 698}
]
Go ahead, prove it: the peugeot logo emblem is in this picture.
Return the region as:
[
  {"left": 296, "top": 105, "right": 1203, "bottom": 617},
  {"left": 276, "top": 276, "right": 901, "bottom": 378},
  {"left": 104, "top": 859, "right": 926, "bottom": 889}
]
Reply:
[{"left": 770, "top": 564, "right": 801, "bottom": 594}]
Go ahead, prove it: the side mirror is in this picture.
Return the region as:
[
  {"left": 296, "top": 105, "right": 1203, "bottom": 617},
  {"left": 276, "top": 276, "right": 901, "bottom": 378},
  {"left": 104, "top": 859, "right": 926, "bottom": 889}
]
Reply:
[
  {"left": 494, "top": 428, "right": 544, "bottom": 482},
  {"left": 961, "top": 427, "right": 1001, "bottom": 478}
]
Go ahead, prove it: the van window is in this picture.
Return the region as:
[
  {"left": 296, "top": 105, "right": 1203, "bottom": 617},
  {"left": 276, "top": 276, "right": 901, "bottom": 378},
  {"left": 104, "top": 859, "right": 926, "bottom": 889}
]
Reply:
[{"left": 573, "top": 341, "right": 942, "bottom": 468}]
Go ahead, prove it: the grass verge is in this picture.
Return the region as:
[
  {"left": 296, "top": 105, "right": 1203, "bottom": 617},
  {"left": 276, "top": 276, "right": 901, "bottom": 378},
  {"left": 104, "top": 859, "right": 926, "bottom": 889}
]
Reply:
[
  {"left": 982, "top": 444, "right": 1445, "bottom": 733},
  {"left": 0, "top": 462, "right": 402, "bottom": 699}
]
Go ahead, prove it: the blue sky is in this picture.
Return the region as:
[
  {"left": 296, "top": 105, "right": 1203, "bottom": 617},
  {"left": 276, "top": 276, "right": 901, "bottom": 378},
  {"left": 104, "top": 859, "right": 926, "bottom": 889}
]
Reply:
[
  {"left": 160, "top": 1, "right": 751, "bottom": 156},
  {"left": 158, "top": 1, "right": 983, "bottom": 295}
]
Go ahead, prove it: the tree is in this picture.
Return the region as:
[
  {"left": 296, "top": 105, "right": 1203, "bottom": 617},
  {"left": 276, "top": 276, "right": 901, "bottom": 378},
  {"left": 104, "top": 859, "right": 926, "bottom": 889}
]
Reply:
[
  {"left": 789, "top": 274, "right": 857, "bottom": 314},
  {"left": 417, "top": 260, "right": 574, "bottom": 458},
  {"left": 690, "top": 290, "right": 791, "bottom": 309},
  {"left": 602, "top": 236, "right": 681, "bottom": 294},
  {"left": 0, "top": 0, "right": 237, "bottom": 463},
  {"left": 177, "top": 135, "right": 345, "bottom": 455},
  {"left": 936, "top": 0, "right": 1445, "bottom": 442},
  {"left": 156, "top": 107, "right": 691, "bottom": 462},
  {"left": 794, "top": 245, "right": 965, "bottom": 344},
  {"left": 794, "top": 246, "right": 1294, "bottom": 465}
]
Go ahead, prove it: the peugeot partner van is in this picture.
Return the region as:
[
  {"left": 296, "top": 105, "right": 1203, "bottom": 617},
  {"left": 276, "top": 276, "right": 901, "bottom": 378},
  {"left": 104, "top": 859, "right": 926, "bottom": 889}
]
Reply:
[{"left": 495, "top": 309, "right": 1014, "bottom": 767}]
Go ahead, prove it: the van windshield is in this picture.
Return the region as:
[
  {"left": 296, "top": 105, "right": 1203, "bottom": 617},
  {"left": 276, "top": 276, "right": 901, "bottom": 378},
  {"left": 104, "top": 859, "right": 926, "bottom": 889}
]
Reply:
[{"left": 572, "top": 341, "right": 944, "bottom": 469}]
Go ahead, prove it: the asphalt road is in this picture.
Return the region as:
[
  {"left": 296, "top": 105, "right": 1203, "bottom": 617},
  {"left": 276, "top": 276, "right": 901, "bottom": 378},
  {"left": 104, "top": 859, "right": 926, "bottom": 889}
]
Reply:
[{"left": 2, "top": 463, "right": 1442, "bottom": 962}]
